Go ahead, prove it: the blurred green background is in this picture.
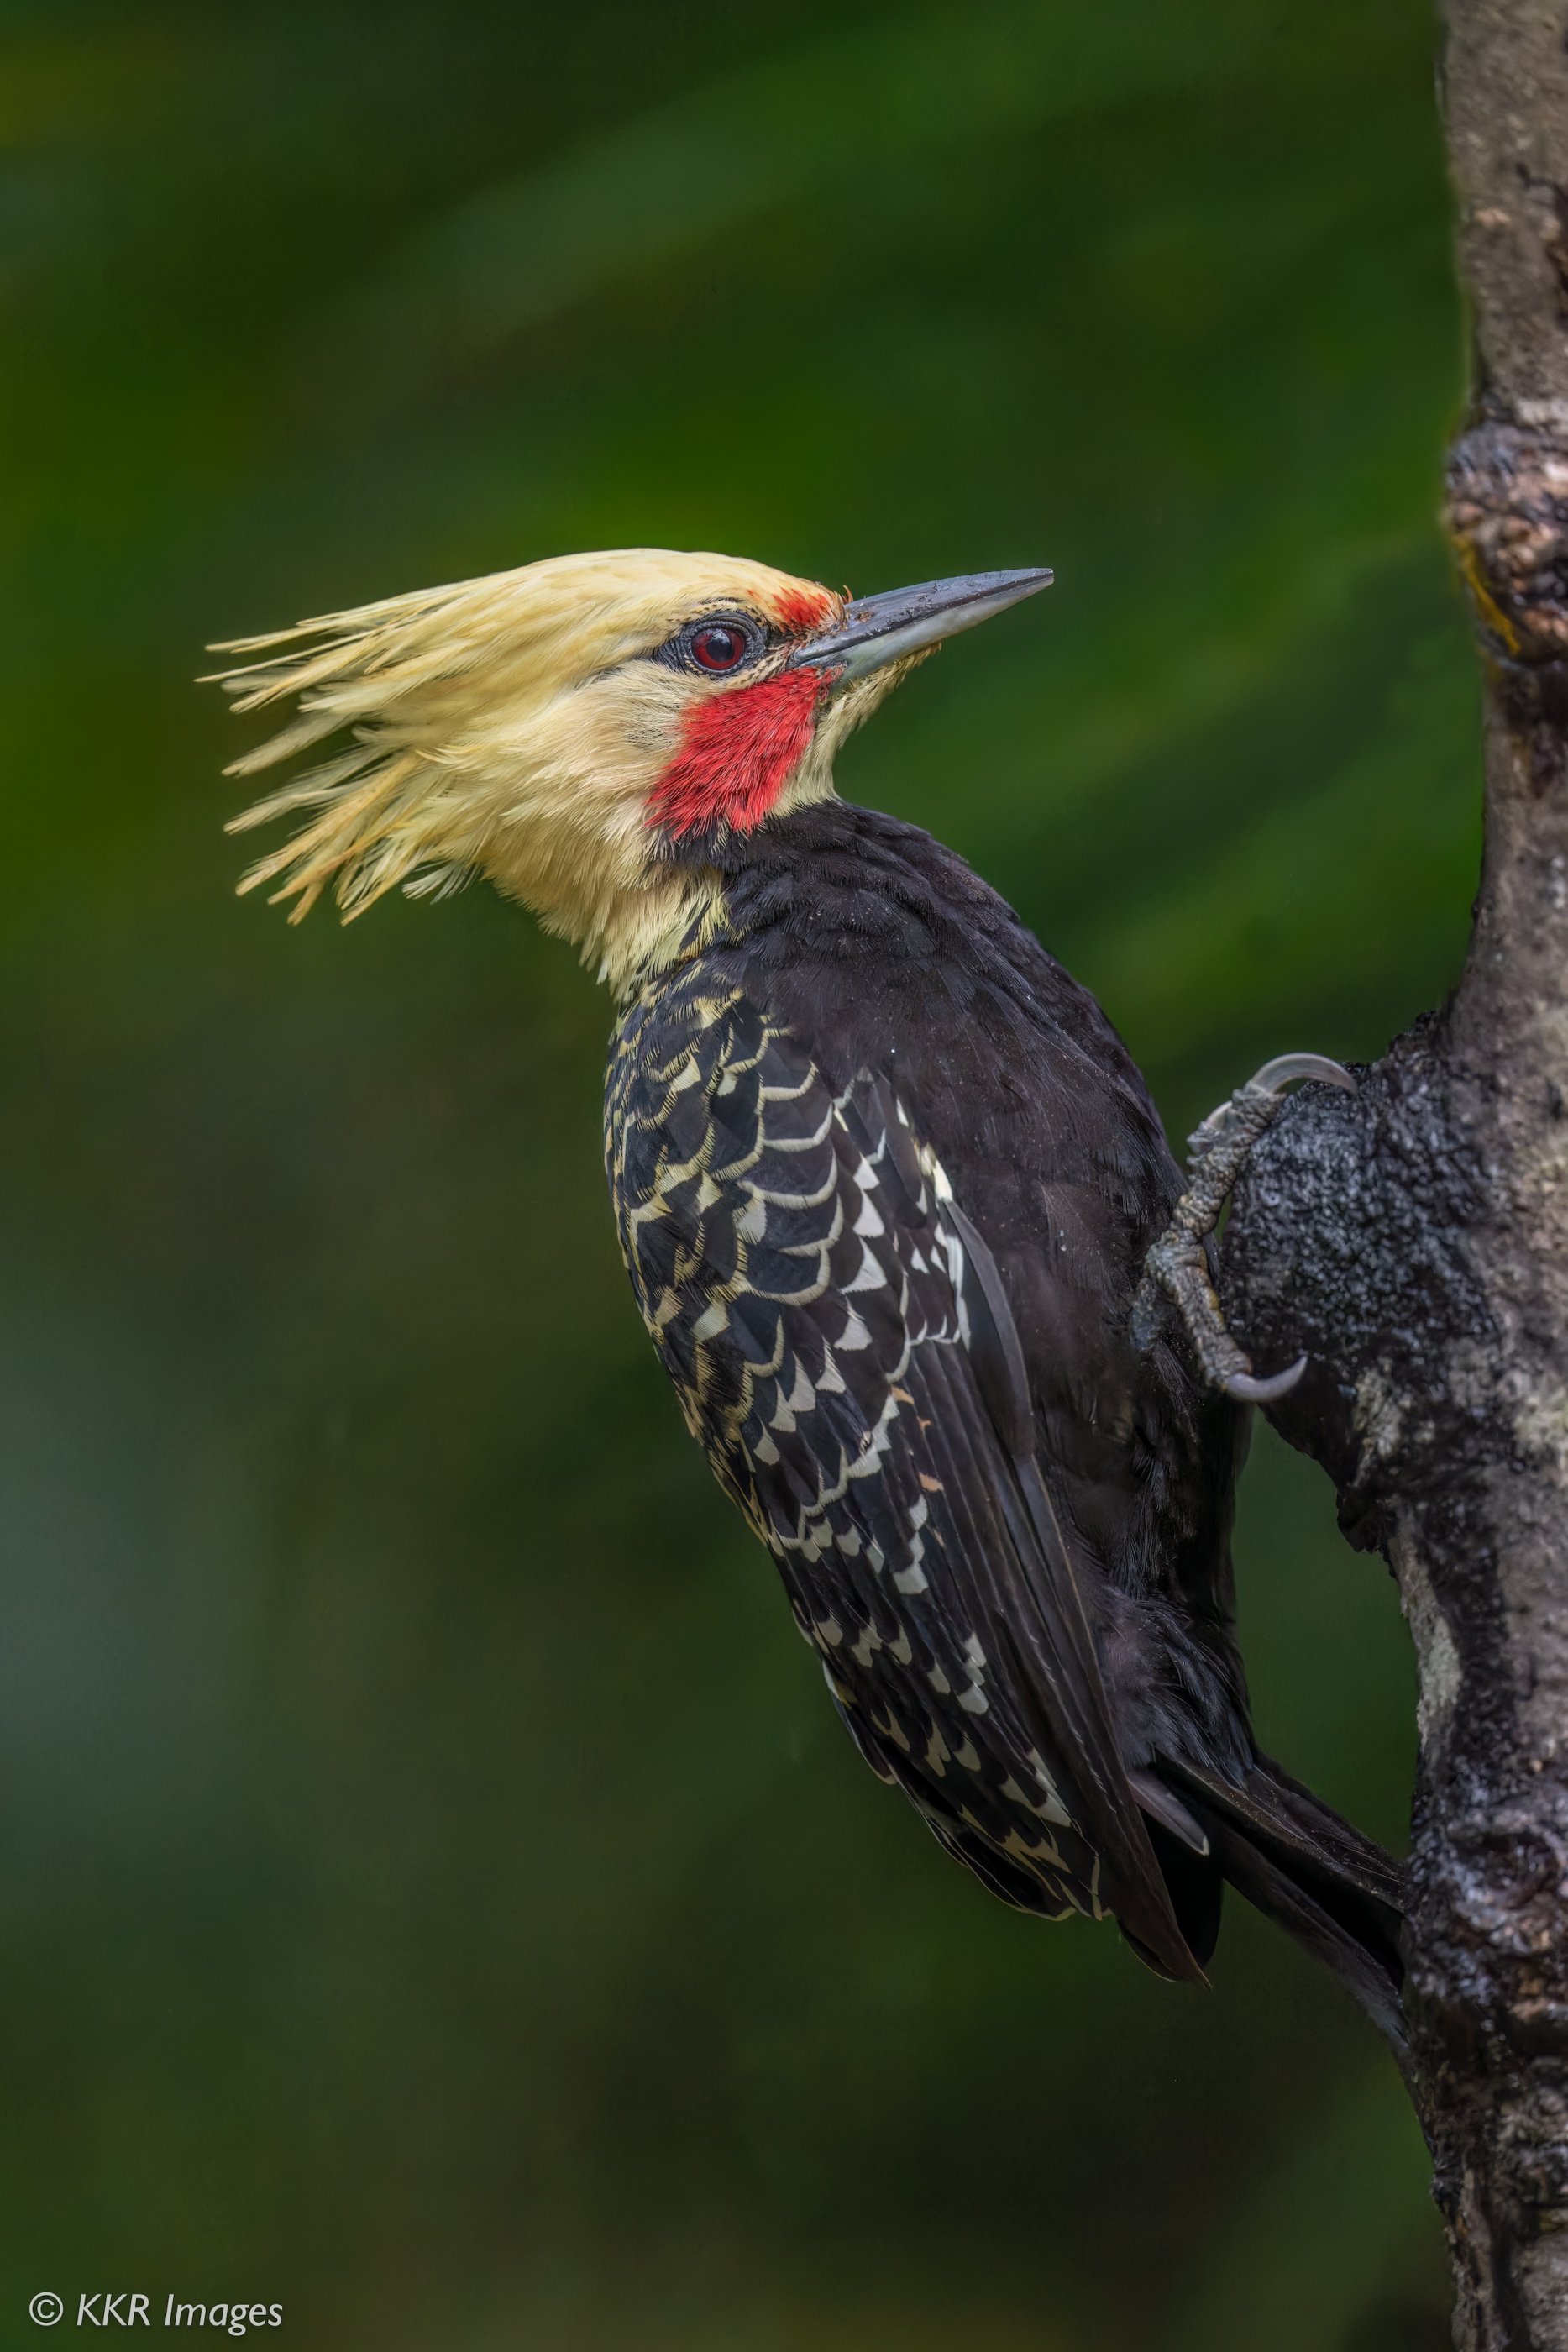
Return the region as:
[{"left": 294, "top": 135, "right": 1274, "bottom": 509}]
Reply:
[{"left": 0, "top": 1, "right": 1475, "bottom": 2345}]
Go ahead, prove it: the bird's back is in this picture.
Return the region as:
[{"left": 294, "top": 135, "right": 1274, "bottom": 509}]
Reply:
[{"left": 606, "top": 799, "right": 1251, "bottom": 1965}]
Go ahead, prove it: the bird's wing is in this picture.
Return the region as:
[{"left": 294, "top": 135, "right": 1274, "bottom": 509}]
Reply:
[{"left": 608, "top": 979, "right": 1198, "bottom": 1980}]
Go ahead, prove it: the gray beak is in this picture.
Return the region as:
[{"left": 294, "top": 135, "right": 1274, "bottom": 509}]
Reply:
[{"left": 785, "top": 566, "right": 1053, "bottom": 683}]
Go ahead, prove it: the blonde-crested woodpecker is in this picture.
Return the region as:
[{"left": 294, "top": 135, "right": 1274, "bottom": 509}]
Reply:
[{"left": 212, "top": 549, "right": 1403, "bottom": 2035}]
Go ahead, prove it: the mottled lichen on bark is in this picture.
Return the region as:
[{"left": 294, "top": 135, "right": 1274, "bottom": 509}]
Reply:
[
  {"left": 1209, "top": 8, "right": 1568, "bottom": 2342},
  {"left": 1223, "top": 1031, "right": 1568, "bottom": 2346}
]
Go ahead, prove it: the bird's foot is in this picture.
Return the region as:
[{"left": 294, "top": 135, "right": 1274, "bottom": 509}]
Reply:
[{"left": 1132, "top": 1053, "right": 1357, "bottom": 1403}]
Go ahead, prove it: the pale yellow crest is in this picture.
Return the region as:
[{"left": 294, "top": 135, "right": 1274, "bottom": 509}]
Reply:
[{"left": 210, "top": 547, "right": 844, "bottom": 989}]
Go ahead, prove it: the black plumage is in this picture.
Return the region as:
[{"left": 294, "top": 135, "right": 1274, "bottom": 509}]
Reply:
[{"left": 608, "top": 798, "right": 1403, "bottom": 2033}]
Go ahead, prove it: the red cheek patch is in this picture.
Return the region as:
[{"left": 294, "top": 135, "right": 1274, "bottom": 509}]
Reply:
[{"left": 648, "top": 668, "right": 826, "bottom": 838}]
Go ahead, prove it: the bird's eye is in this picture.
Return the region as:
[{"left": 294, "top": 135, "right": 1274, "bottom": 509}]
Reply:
[
  {"left": 654, "top": 611, "right": 766, "bottom": 678},
  {"left": 690, "top": 622, "right": 752, "bottom": 673}
]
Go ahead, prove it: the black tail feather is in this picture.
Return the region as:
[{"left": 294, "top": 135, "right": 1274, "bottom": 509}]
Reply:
[{"left": 1157, "top": 1752, "right": 1407, "bottom": 2049}]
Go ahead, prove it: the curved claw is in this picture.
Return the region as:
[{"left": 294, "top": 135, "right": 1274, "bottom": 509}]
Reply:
[
  {"left": 1149, "top": 1051, "right": 1347, "bottom": 1404},
  {"left": 1222, "top": 1353, "right": 1308, "bottom": 1405},
  {"left": 1248, "top": 1052, "right": 1356, "bottom": 1098},
  {"left": 1188, "top": 1053, "right": 1357, "bottom": 1161}
]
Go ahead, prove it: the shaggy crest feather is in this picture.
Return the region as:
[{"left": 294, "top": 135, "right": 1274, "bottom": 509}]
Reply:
[{"left": 211, "top": 548, "right": 849, "bottom": 981}]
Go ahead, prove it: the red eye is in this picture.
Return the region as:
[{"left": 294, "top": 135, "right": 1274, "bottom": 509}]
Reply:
[{"left": 690, "top": 623, "right": 750, "bottom": 672}]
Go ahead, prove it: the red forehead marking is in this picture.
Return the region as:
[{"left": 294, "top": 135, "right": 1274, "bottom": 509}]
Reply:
[
  {"left": 771, "top": 582, "right": 837, "bottom": 634},
  {"left": 648, "top": 668, "right": 826, "bottom": 838}
]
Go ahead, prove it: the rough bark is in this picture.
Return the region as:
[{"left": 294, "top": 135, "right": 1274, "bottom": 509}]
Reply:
[{"left": 1217, "top": 8, "right": 1568, "bottom": 2344}]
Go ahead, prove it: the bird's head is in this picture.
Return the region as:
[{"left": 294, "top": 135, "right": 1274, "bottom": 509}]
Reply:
[{"left": 215, "top": 548, "right": 1051, "bottom": 992}]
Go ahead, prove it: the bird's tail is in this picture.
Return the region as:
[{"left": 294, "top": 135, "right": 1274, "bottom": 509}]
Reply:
[{"left": 1162, "top": 1751, "right": 1408, "bottom": 2050}]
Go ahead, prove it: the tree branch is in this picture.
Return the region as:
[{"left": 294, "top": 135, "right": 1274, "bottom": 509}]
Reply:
[{"left": 1215, "top": 7, "right": 1568, "bottom": 2345}]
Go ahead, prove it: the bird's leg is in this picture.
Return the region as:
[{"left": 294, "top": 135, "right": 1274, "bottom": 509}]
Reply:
[{"left": 1133, "top": 1053, "right": 1357, "bottom": 1404}]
